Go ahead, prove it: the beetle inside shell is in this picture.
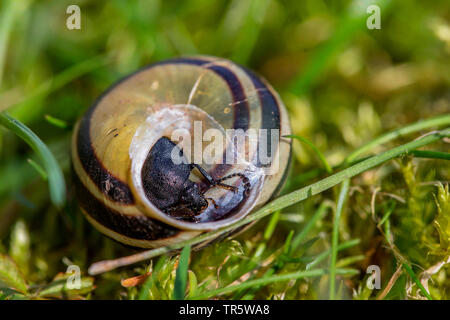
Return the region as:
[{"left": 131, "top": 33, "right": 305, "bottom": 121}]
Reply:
[{"left": 72, "top": 56, "right": 292, "bottom": 248}]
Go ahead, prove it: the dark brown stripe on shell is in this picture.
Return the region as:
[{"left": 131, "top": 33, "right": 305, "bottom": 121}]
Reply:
[
  {"left": 155, "top": 57, "right": 250, "bottom": 131},
  {"left": 77, "top": 108, "right": 135, "bottom": 204},
  {"left": 242, "top": 67, "right": 281, "bottom": 168},
  {"left": 158, "top": 58, "right": 251, "bottom": 179},
  {"left": 269, "top": 143, "right": 292, "bottom": 200},
  {"left": 242, "top": 67, "right": 292, "bottom": 200}
]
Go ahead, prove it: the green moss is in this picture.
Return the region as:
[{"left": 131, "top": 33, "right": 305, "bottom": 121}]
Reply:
[{"left": 0, "top": 0, "right": 449, "bottom": 300}]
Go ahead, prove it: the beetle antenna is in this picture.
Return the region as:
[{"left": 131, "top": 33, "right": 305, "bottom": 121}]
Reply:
[
  {"left": 217, "top": 172, "right": 251, "bottom": 196},
  {"left": 206, "top": 197, "right": 219, "bottom": 209}
]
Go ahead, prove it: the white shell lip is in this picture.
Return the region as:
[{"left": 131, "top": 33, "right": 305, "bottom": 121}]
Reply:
[{"left": 129, "top": 104, "right": 264, "bottom": 231}]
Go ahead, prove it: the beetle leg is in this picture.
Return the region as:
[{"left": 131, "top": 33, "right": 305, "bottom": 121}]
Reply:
[
  {"left": 214, "top": 182, "right": 238, "bottom": 192},
  {"left": 217, "top": 173, "right": 251, "bottom": 197},
  {"left": 191, "top": 164, "right": 235, "bottom": 190},
  {"left": 191, "top": 164, "right": 215, "bottom": 184},
  {"left": 192, "top": 164, "right": 250, "bottom": 194},
  {"left": 206, "top": 197, "right": 219, "bottom": 209},
  {"left": 164, "top": 204, "right": 195, "bottom": 216},
  {"left": 163, "top": 205, "right": 183, "bottom": 214}
]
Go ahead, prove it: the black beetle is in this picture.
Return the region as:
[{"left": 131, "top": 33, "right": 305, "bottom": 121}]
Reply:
[{"left": 141, "top": 136, "right": 250, "bottom": 218}]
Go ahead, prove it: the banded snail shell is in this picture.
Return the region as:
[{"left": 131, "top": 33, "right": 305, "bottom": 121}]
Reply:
[{"left": 72, "top": 56, "right": 292, "bottom": 248}]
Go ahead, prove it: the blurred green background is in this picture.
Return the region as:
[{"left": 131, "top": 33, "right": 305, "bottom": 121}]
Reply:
[{"left": 0, "top": 0, "right": 449, "bottom": 300}]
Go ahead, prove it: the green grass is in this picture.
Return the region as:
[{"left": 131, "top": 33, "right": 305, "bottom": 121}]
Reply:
[
  {"left": 329, "top": 179, "right": 350, "bottom": 299},
  {"left": 0, "top": 112, "right": 66, "bottom": 208},
  {"left": 172, "top": 245, "right": 191, "bottom": 300},
  {"left": 285, "top": 134, "right": 333, "bottom": 173},
  {"left": 89, "top": 124, "right": 450, "bottom": 275},
  {"left": 0, "top": 0, "right": 449, "bottom": 300}
]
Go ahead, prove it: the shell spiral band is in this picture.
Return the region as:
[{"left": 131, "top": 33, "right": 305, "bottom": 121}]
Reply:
[{"left": 72, "top": 56, "right": 292, "bottom": 248}]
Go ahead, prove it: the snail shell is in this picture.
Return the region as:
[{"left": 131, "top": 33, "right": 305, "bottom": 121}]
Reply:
[{"left": 72, "top": 56, "right": 291, "bottom": 248}]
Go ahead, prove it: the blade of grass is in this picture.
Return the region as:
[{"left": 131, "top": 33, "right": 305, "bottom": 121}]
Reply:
[
  {"left": 282, "top": 230, "right": 294, "bottom": 256},
  {"left": 187, "top": 271, "right": 198, "bottom": 299},
  {"left": 172, "top": 245, "right": 191, "bottom": 300},
  {"left": 336, "top": 255, "right": 365, "bottom": 268},
  {"left": 289, "top": 0, "right": 391, "bottom": 95},
  {"left": 238, "top": 203, "right": 332, "bottom": 299},
  {"left": 376, "top": 264, "right": 403, "bottom": 300},
  {"left": 89, "top": 127, "right": 450, "bottom": 275},
  {"left": 231, "top": 211, "right": 281, "bottom": 299},
  {"left": 252, "top": 210, "right": 281, "bottom": 261},
  {"left": 138, "top": 255, "right": 168, "bottom": 300},
  {"left": 0, "top": 0, "right": 20, "bottom": 88},
  {"left": 345, "top": 114, "right": 450, "bottom": 164},
  {"left": 291, "top": 202, "right": 331, "bottom": 249},
  {"left": 409, "top": 150, "right": 450, "bottom": 161},
  {"left": 44, "top": 115, "right": 69, "bottom": 129},
  {"left": 384, "top": 217, "right": 393, "bottom": 246},
  {"left": 0, "top": 112, "right": 66, "bottom": 207},
  {"left": 284, "top": 134, "right": 333, "bottom": 173},
  {"left": 190, "top": 268, "right": 358, "bottom": 300},
  {"left": 289, "top": 114, "right": 450, "bottom": 186},
  {"left": 329, "top": 179, "right": 350, "bottom": 300},
  {"left": 26, "top": 159, "right": 47, "bottom": 181}
]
